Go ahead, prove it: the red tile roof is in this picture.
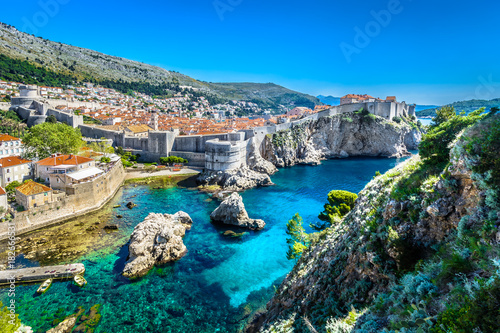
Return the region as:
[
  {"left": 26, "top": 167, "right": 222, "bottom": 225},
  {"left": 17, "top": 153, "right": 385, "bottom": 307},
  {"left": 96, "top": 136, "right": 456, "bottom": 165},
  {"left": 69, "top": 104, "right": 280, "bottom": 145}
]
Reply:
[
  {"left": 16, "top": 180, "right": 52, "bottom": 196},
  {"left": 0, "top": 156, "right": 31, "bottom": 168},
  {"left": 0, "top": 187, "right": 6, "bottom": 196},
  {"left": 36, "top": 154, "right": 94, "bottom": 166},
  {"left": 0, "top": 134, "right": 20, "bottom": 142}
]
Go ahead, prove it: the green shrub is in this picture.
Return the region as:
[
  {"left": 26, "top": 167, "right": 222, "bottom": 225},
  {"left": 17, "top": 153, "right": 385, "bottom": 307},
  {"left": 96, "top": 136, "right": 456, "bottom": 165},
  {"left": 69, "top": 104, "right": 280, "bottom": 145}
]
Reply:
[
  {"left": 100, "top": 157, "right": 111, "bottom": 163},
  {"left": 286, "top": 213, "right": 310, "bottom": 260},
  {"left": 392, "top": 116, "right": 402, "bottom": 123},
  {"left": 464, "top": 117, "right": 500, "bottom": 190},
  {"left": 159, "top": 156, "right": 188, "bottom": 165},
  {"left": 432, "top": 277, "right": 500, "bottom": 332},
  {"left": 316, "top": 190, "right": 357, "bottom": 229},
  {"left": 419, "top": 108, "right": 485, "bottom": 165}
]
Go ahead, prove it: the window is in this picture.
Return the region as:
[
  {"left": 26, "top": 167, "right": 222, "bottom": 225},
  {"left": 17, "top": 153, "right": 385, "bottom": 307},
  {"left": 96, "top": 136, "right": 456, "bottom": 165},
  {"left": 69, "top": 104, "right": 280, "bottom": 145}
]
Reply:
[{"left": 6, "top": 168, "right": 10, "bottom": 173}]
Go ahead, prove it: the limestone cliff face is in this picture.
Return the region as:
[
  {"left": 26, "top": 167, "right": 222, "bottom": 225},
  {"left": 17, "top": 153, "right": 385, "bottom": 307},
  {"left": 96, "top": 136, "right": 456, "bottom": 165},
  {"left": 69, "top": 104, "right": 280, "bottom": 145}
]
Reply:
[
  {"left": 261, "top": 113, "right": 421, "bottom": 168},
  {"left": 249, "top": 115, "right": 500, "bottom": 332}
]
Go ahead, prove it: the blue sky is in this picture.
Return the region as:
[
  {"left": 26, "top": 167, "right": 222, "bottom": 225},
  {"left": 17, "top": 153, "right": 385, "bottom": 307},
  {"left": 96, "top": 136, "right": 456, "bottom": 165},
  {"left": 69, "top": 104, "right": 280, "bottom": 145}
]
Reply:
[{"left": 1, "top": 0, "right": 499, "bottom": 105}]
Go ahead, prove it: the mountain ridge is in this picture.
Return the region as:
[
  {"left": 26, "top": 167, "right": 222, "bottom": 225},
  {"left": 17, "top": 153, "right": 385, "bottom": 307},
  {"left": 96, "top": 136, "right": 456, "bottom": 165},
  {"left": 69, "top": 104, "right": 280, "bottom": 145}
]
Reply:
[{"left": 0, "top": 22, "right": 320, "bottom": 110}]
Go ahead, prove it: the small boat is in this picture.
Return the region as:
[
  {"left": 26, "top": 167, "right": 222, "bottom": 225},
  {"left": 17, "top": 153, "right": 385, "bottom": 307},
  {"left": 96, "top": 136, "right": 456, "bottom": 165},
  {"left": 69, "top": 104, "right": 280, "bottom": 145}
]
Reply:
[
  {"left": 74, "top": 275, "right": 87, "bottom": 287},
  {"left": 37, "top": 278, "right": 53, "bottom": 294}
]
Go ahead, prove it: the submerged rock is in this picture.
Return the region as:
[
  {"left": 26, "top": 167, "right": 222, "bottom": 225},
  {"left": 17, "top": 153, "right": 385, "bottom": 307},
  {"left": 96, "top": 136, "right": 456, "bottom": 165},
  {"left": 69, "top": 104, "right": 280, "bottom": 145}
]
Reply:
[
  {"left": 197, "top": 166, "right": 274, "bottom": 191},
  {"left": 210, "top": 192, "right": 265, "bottom": 230},
  {"left": 46, "top": 317, "right": 77, "bottom": 333},
  {"left": 126, "top": 201, "right": 137, "bottom": 209},
  {"left": 122, "top": 211, "right": 193, "bottom": 278}
]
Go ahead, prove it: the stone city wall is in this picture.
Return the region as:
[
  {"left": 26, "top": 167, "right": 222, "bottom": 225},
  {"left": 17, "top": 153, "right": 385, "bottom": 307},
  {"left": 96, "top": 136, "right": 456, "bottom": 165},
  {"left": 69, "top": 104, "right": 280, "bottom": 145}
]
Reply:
[{"left": 0, "top": 160, "right": 125, "bottom": 241}]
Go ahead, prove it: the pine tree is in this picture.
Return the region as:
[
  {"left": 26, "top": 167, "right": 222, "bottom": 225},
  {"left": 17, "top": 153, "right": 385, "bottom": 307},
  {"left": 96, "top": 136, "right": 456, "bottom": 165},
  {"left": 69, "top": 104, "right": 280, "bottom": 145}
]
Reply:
[{"left": 286, "top": 213, "right": 309, "bottom": 260}]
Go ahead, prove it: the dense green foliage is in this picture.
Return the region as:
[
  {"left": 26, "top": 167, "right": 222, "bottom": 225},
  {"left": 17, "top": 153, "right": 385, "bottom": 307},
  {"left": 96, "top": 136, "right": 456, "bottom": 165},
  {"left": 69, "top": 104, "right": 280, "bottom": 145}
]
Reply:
[
  {"left": 0, "top": 301, "right": 21, "bottom": 333},
  {"left": 419, "top": 108, "right": 485, "bottom": 165},
  {"left": 0, "top": 110, "right": 26, "bottom": 137},
  {"left": 431, "top": 105, "right": 456, "bottom": 126},
  {"left": 45, "top": 114, "right": 57, "bottom": 123},
  {"left": 464, "top": 116, "right": 500, "bottom": 191},
  {"left": 5, "top": 181, "right": 21, "bottom": 201},
  {"left": 22, "top": 122, "right": 84, "bottom": 159},
  {"left": 159, "top": 156, "right": 188, "bottom": 165},
  {"left": 316, "top": 190, "right": 358, "bottom": 229},
  {"left": 0, "top": 54, "right": 80, "bottom": 86},
  {"left": 286, "top": 213, "right": 310, "bottom": 260}
]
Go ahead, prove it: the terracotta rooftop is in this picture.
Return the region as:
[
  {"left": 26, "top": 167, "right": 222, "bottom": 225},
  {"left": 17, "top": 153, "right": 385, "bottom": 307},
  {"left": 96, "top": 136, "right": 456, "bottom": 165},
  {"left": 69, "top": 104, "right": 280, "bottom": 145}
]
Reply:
[
  {"left": 16, "top": 180, "right": 52, "bottom": 196},
  {"left": 126, "top": 124, "right": 153, "bottom": 133},
  {"left": 0, "top": 134, "right": 20, "bottom": 142},
  {"left": 0, "top": 187, "right": 5, "bottom": 196},
  {"left": 36, "top": 154, "right": 94, "bottom": 166},
  {"left": 0, "top": 156, "right": 32, "bottom": 168}
]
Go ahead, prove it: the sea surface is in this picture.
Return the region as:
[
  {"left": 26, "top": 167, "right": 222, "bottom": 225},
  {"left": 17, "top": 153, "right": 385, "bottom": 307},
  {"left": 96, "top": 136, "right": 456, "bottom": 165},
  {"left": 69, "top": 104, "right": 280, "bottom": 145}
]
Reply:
[
  {"left": 417, "top": 117, "right": 433, "bottom": 126},
  {"left": 1, "top": 156, "right": 409, "bottom": 332}
]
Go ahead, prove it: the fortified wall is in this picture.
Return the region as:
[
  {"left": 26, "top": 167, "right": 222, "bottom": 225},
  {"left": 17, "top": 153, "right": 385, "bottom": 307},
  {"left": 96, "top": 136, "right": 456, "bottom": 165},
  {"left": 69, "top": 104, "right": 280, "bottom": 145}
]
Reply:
[
  {"left": 12, "top": 85, "right": 84, "bottom": 128},
  {"left": 0, "top": 160, "right": 125, "bottom": 241},
  {"left": 9, "top": 86, "right": 415, "bottom": 173}
]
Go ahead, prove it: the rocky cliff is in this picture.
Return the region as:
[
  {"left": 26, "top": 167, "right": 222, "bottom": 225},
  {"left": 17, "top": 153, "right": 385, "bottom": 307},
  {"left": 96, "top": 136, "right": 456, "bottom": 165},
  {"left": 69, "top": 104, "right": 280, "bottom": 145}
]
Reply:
[
  {"left": 249, "top": 114, "right": 500, "bottom": 332},
  {"left": 262, "top": 112, "right": 421, "bottom": 168}
]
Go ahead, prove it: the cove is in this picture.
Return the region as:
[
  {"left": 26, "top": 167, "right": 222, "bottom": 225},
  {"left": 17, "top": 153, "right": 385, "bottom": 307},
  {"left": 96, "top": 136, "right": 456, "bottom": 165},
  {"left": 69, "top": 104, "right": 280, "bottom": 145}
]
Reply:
[{"left": 1, "top": 156, "right": 409, "bottom": 332}]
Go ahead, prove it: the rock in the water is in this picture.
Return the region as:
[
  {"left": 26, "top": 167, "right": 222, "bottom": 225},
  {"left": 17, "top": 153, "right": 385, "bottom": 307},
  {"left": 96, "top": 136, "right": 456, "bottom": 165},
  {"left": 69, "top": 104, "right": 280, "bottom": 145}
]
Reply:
[
  {"left": 222, "top": 230, "right": 248, "bottom": 238},
  {"left": 104, "top": 224, "right": 118, "bottom": 230},
  {"left": 46, "top": 317, "right": 77, "bottom": 333},
  {"left": 210, "top": 192, "right": 265, "bottom": 230},
  {"left": 126, "top": 202, "right": 137, "bottom": 209},
  {"left": 198, "top": 166, "right": 274, "bottom": 191},
  {"left": 122, "top": 211, "right": 193, "bottom": 278}
]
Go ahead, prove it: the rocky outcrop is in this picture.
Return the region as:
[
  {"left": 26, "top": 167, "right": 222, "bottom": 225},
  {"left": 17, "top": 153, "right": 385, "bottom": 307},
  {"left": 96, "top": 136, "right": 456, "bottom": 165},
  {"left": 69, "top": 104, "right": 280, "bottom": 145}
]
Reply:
[
  {"left": 197, "top": 166, "right": 274, "bottom": 191},
  {"left": 122, "top": 212, "right": 193, "bottom": 278},
  {"left": 210, "top": 192, "right": 265, "bottom": 230},
  {"left": 262, "top": 113, "right": 421, "bottom": 167}
]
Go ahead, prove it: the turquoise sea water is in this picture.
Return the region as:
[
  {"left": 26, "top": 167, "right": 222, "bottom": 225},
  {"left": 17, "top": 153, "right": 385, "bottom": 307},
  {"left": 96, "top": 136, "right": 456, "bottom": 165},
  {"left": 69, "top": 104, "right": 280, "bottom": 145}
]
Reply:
[{"left": 1, "top": 156, "right": 408, "bottom": 332}]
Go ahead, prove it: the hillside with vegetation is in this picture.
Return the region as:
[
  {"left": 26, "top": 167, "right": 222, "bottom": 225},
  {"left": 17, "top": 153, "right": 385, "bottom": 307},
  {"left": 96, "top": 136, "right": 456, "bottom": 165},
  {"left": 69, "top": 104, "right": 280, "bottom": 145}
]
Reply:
[
  {"left": 248, "top": 107, "right": 500, "bottom": 332},
  {"left": 0, "top": 22, "right": 320, "bottom": 111},
  {"left": 417, "top": 98, "right": 500, "bottom": 117}
]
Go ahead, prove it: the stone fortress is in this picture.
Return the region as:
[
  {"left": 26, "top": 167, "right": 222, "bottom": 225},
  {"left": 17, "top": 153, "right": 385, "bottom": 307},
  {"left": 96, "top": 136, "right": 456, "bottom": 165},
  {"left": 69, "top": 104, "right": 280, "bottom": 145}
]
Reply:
[
  {"left": 11, "top": 86, "right": 416, "bottom": 172},
  {"left": 11, "top": 85, "right": 85, "bottom": 128}
]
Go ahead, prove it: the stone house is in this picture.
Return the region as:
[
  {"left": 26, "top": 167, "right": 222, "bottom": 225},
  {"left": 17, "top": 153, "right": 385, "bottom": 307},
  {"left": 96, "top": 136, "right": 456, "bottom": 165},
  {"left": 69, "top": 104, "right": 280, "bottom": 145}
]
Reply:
[
  {"left": 0, "top": 134, "right": 25, "bottom": 158},
  {"left": 16, "top": 180, "right": 53, "bottom": 210},
  {"left": 0, "top": 156, "right": 32, "bottom": 187},
  {"left": 35, "top": 154, "right": 95, "bottom": 185}
]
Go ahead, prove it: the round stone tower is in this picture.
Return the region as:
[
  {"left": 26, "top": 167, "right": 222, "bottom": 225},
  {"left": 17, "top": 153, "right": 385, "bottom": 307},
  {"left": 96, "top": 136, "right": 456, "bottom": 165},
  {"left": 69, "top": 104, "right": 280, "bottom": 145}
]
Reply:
[{"left": 19, "top": 85, "right": 39, "bottom": 98}]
